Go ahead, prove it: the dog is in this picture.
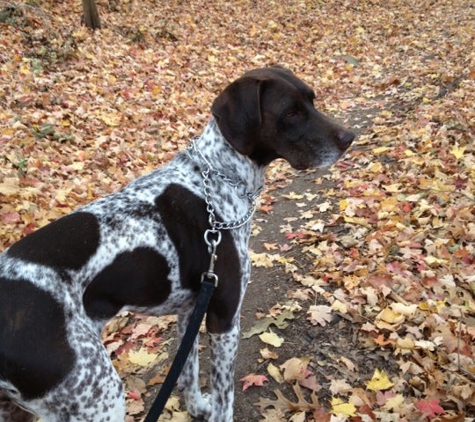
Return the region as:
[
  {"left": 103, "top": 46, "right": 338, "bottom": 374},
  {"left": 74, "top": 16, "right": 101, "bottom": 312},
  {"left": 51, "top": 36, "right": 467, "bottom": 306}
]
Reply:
[{"left": 0, "top": 66, "right": 354, "bottom": 422}]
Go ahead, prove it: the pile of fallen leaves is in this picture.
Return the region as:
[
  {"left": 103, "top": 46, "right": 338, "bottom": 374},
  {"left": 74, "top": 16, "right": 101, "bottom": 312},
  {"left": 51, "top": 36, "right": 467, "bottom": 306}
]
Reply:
[{"left": 1, "top": 0, "right": 474, "bottom": 421}]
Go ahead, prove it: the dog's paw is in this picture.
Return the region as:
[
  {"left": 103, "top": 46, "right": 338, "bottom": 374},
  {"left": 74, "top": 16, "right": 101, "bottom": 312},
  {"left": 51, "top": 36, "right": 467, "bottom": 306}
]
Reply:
[{"left": 185, "top": 392, "right": 212, "bottom": 420}]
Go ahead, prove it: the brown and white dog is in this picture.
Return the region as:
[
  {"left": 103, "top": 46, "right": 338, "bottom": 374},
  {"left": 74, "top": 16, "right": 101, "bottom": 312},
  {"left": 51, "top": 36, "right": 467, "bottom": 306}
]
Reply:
[{"left": 0, "top": 66, "right": 354, "bottom": 421}]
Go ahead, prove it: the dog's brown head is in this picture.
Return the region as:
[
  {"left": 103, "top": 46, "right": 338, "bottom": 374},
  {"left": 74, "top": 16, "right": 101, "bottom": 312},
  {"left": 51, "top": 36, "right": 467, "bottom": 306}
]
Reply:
[{"left": 211, "top": 66, "right": 354, "bottom": 170}]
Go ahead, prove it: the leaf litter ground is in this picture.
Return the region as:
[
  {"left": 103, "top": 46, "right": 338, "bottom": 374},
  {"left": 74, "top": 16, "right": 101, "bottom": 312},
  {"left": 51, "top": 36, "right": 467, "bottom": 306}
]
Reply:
[{"left": 0, "top": 0, "right": 474, "bottom": 421}]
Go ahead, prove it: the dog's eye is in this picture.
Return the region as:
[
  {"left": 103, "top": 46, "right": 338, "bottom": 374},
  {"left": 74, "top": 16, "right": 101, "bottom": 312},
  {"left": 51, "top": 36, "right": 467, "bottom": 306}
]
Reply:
[{"left": 284, "top": 111, "right": 299, "bottom": 119}]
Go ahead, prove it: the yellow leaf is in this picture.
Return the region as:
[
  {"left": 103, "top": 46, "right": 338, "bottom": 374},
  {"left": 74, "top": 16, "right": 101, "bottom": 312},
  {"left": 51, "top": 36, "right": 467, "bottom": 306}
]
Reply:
[
  {"left": 339, "top": 199, "right": 348, "bottom": 211},
  {"left": 331, "top": 300, "right": 348, "bottom": 314},
  {"left": 128, "top": 349, "right": 157, "bottom": 367},
  {"left": 343, "top": 216, "right": 372, "bottom": 229},
  {"left": 267, "top": 363, "right": 284, "bottom": 383},
  {"left": 20, "top": 64, "right": 30, "bottom": 75},
  {"left": 380, "top": 196, "right": 398, "bottom": 212},
  {"left": 384, "top": 183, "right": 402, "bottom": 193},
  {"left": 250, "top": 252, "right": 279, "bottom": 268},
  {"left": 390, "top": 303, "right": 417, "bottom": 316},
  {"left": 259, "top": 331, "right": 284, "bottom": 347},
  {"left": 367, "top": 162, "right": 383, "bottom": 173},
  {"left": 376, "top": 307, "right": 404, "bottom": 324},
  {"left": 98, "top": 113, "right": 121, "bottom": 127},
  {"left": 164, "top": 396, "right": 181, "bottom": 411},
  {"left": 396, "top": 336, "right": 416, "bottom": 352},
  {"left": 331, "top": 397, "right": 357, "bottom": 417},
  {"left": 277, "top": 256, "right": 298, "bottom": 273},
  {"left": 450, "top": 145, "right": 466, "bottom": 159},
  {"left": 384, "top": 394, "right": 405, "bottom": 411},
  {"left": 70, "top": 162, "right": 85, "bottom": 170},
  {"left": 366, "top": 369, "right": 394, "bottom": 392}
]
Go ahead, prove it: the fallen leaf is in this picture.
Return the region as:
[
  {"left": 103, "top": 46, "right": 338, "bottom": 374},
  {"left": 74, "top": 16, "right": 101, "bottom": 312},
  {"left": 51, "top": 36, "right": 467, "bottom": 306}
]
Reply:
[
  {"left": 127, "top": 348, "right": 156, "bottom": 367},
  {"left": 240, "top": 373, "right": 269, "bottom": 391},
  {"left": 331, "top": 397, "right": 357, "bottom": 417},
  {"left": 366, "top": 369, "right": 394, "bottom": 392},
  {"left": 259, "top": 331, "right": 284, "bottom": 347},
  {"left": 307, "top": 305, "right": 333, "bottom": 327},
  {"left": 267, "top": 363, "right": 284, "bottom": 383},
  {"left": 384, "top": 394, "right": 405, "bottom": 411},
  {"left": 280, "top": 357, "right": 307, "bottom": 382},
  {"left": 329, "top": 379, "right": 353, "bottom": 395},
  {"left": 416, "top": 398, "right": 444, "bottom": 418}
]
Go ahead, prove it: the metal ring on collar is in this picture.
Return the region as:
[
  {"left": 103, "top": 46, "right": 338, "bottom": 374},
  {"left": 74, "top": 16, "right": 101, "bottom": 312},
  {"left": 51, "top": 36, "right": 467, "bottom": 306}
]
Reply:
[{"left": 204, "top": 229, "right": 222, "bottom": 248}]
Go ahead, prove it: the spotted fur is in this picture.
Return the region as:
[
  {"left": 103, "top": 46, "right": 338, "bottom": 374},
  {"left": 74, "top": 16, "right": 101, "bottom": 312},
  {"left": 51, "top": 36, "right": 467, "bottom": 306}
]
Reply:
[{"left": 0, "top": 66, "right": 354, "bottom": 422}]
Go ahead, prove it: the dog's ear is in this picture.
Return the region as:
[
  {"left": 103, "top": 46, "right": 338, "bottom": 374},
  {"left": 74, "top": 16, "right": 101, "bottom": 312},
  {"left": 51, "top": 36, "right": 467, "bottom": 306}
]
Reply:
[{"left": 211, "top": 77, "right": 265, "bottom": 156}]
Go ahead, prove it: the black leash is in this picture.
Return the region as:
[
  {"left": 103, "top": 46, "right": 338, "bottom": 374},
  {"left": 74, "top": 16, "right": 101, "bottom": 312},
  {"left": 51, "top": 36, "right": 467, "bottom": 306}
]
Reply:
[{"left": 144, "top": 231, "right": 220, "bottom": 422}]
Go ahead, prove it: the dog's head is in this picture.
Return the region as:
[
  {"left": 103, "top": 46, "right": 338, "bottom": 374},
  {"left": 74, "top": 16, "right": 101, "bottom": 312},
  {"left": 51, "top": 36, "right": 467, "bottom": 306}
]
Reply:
[{"left": 211, "top": 66, "right": 354, "bottom": 170}]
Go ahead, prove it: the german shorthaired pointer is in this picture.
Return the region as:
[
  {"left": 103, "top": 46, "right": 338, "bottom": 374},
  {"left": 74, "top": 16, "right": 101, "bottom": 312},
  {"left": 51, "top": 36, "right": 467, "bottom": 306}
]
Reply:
[{"left": 0, "top": 66, "right": 354, "bottom": 422}]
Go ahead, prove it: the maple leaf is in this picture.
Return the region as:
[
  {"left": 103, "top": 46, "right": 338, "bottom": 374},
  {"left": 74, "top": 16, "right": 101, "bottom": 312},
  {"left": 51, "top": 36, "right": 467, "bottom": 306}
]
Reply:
[
  {"left": 366, "top": 369, "right": 394, "bottom": 392},
  {"left": 384, "top": 394, "right": 405, "bottom": 411},
  {"left": 307, "top": 305, "right": 333, "bottom": 327},
  {"left": 450, "top": 145, "right": 466, "bottom": 159},
  {"left": 127, "top": 348, "right": 156, "bottom": 367},
  {"left": 250, "top": 252, "right": 280, "bottom": 268},
  {"left": 242, "top": 309, "right": 294, "bottom": 339},
  {"left": 2, "top": 0, "right": 475, "bottom": 420},
  {"left": 317, "top": 201, "right": 332, "bottom": 212},
  {"left": 416, "top": 398, "right": 444, "bottom": 419},
  {"left": 330, "top": 397, "right": 356, "bottom": 417},
  {"left": 240, "top": 373, "right": 269, "bottom": 391}
]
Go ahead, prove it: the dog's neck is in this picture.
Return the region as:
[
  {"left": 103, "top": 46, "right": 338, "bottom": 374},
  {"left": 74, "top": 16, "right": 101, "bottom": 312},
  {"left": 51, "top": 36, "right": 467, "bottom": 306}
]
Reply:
[{"left": 189, "top": 119, "right": 266, "bottom": 195}]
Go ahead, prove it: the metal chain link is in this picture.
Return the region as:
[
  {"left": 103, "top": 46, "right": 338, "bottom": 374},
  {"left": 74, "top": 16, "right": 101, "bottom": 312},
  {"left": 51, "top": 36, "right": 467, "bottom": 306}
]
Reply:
[
  {"left": 202, "top": 166, "right": 259, "bottom": 231},
  {"left": 187, "top": 137, "right": 263, "bottom": 232}
]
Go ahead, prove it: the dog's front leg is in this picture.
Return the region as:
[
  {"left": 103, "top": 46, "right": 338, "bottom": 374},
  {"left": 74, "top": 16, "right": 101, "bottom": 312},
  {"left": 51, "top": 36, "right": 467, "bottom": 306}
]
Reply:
[
  {"left": 177, "top": 312, "right": 212, "bottom": 419},
  {"left": 208, "top": 324, "right": 240, "bottom": 422}
]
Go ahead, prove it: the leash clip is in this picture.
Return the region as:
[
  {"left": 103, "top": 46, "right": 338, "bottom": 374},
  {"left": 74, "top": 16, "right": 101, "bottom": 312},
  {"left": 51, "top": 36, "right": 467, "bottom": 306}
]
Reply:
[{"left": 202, "top": 229, "right": 220, "bottom": 287}]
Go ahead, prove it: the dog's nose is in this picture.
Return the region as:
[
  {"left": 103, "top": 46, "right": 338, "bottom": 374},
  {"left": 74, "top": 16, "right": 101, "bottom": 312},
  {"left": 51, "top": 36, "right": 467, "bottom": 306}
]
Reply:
[{"left": 336, "top": 129, "right": 355, "bottom": 150}]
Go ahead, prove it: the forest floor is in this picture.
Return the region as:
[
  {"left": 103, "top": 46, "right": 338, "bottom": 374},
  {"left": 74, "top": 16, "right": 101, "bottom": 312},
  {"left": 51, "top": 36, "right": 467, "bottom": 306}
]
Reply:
[{"left": 1, "top": 0, "right": 474, "bottom": 421}]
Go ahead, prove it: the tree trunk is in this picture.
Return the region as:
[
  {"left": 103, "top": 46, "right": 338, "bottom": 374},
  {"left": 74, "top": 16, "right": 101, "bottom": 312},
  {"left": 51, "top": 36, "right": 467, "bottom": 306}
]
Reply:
[{"left": 82, "top": 0, "right": 101, "bottom": 30}]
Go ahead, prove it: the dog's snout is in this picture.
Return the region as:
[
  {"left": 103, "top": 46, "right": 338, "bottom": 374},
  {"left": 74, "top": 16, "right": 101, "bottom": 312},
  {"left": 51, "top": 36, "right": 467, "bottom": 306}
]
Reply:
[{"left": 336, "top": 129, "right": 355, "bottom": 150}]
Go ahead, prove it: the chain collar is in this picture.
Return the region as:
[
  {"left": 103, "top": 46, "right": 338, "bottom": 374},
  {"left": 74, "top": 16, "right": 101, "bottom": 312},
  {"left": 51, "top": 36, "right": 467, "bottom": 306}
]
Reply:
[{"left": 186, "top": 136, "right": 263, "bottom": 231}]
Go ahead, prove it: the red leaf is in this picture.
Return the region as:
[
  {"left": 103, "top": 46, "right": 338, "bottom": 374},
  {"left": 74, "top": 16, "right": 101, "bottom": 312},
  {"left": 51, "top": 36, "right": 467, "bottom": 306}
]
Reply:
[
  {"left": 417, "top": 398, "right": 444, "bottom": 419},
  {"left": 240, "top": 373, "right": 269, "bottom": 391},
  {"left": 0, "top": 211, "right": 20, "bottom": 224},
  {"left": 127, "top": 390, "right": 141, "bottom": 400}
]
